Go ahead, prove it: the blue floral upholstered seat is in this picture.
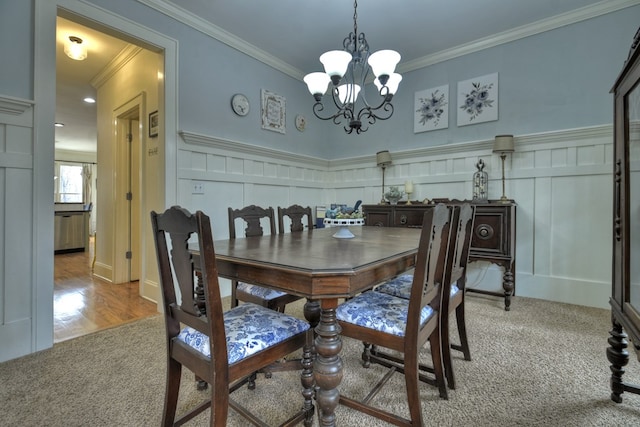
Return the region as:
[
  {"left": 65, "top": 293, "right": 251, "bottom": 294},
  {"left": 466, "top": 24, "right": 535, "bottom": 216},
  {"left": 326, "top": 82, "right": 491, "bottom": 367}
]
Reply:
[
  {"left": 336, "top": 291, "right": 434, "bottom": 337},
  {"left": 235, "top": 282, "right": 290, "bottom": 302},
  {"left": 178, "top": 302, "right": 309, "bottom": 364},
  {"left": 376, "top": 273, "right": 460, "bottom": 300}
]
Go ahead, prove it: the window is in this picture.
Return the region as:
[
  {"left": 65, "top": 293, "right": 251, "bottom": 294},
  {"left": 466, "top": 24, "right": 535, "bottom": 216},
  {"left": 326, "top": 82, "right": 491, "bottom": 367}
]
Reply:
[{"left": 55, "top": 162, "right": 83, "bottom": 203}]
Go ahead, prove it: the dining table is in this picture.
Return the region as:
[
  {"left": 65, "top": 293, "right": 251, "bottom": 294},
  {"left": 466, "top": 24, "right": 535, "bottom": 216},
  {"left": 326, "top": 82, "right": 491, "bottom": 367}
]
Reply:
[{"left": 212, "top": 225, "right": 422, "bottom": 426}]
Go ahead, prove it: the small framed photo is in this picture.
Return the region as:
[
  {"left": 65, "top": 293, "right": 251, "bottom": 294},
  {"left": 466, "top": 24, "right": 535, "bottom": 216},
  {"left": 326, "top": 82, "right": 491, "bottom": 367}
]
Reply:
[
  {"left": 261, "top": 89, "right": 286, "bottom": 134},
  {"left": 149, "top": 110, "right": 159, "bottom": 138}
]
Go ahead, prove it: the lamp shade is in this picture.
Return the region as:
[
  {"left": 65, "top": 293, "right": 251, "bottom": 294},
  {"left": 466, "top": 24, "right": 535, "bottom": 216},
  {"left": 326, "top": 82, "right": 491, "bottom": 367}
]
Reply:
[
  {"left": 319, "top": 50, "right": 352, "bottom": 79},
  {"left": 368, "top": 50, "right": 401, "bottom": 78},
  {"left": 304, "top": 72, "right": 331, "bottom": 96},
  {"left": 493, "top": 135, "right": 515, "bottom": 153},
  {"left": 376, "top": 150, "right": 392, "bottom": 167}
]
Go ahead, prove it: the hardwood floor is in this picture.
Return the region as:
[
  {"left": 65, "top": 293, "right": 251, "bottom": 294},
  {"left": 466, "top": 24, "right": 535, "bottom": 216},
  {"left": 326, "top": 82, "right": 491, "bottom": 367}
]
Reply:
[{"left": 54, "top": 237, "right": 158, "bottom": 343}]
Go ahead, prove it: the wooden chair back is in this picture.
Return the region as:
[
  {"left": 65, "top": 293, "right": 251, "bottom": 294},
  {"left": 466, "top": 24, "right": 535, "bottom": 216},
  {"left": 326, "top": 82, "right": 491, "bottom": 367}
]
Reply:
[
  {"left": 151, "top": 206, "right": 313, "bottom": 425},
  {"left": 449, "top": 203, "right": 475, "bottom": 298},
  {"left": 150, "top": 207, "right": 228, "bottom": 410},
  {"left": 405, "top": 203, "right": 454, "bottom": 352},
  {"left": 277, "top": 204, "right": 313, "bottom": 233},
  {"left": 228, "top": 205, "right": 276, "bottom": 238}
]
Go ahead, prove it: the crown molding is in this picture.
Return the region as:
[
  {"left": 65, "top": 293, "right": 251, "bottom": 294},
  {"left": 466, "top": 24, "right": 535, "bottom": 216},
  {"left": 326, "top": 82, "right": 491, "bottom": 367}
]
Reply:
[
  {"left": 139, "top": 0, "right": 638, "bottom": 80},
  {"left": 136, "top": 0, "right": 304, "bottom": 80},
  {"left": 399, "top": 0, "right": 640, "bottom": 73},
  {"left": 0, "top": 95, "right": 34, "bottom": 115},
  {"left": 90, "top": 45, "right": 143, "bottom": 89}
]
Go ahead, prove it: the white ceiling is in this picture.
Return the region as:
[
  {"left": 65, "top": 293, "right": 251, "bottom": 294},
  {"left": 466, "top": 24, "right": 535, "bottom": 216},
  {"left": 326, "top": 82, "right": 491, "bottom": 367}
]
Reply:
[
  {"left": 56, "top": 16, "right": 129, "bottom": 153},
  {"left": 55, "top": 0, "right": 615, "bottom": 153}
]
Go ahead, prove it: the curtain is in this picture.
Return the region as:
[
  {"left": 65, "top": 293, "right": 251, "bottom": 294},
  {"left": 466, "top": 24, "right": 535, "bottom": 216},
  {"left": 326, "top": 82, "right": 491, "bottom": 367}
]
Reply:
[{"left": 82, "top": 163, "right": 92, "bottom": 207}]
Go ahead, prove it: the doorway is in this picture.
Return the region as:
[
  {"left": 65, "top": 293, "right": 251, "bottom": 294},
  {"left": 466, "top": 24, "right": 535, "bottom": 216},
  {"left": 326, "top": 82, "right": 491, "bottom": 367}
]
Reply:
[
  {"left": 54, "top": 11, "right": 163, "bottom": 341},
  {"left": 113, "top": 98, "right": 143, "bottom": 284}
]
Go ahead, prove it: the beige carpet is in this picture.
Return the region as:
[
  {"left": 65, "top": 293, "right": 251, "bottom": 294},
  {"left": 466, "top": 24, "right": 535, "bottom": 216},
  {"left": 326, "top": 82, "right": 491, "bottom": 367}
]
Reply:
[{"left": 2, "top": 295, "right": 640, "bottom": 426}]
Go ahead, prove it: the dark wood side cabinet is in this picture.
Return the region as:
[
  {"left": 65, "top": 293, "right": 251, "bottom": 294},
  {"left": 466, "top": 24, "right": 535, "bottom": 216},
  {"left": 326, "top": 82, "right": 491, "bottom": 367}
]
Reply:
[
  {"left": 363, "top": 200, "right": 516, "bottom": 310},
  {"left": 608, "top": 27, "right": 640, "bottom": 403}
]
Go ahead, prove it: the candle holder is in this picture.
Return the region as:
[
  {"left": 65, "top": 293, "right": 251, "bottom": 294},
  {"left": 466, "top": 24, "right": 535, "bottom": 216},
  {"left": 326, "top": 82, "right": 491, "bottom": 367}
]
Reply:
[{"left": 404, "top": 180, "right": 413, "bottom": 205}]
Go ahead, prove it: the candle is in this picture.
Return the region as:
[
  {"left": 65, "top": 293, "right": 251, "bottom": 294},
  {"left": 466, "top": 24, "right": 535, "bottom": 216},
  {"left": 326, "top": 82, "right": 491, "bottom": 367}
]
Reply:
[{"left": 404, "top": 180, "right": 413, "bottom": 194}]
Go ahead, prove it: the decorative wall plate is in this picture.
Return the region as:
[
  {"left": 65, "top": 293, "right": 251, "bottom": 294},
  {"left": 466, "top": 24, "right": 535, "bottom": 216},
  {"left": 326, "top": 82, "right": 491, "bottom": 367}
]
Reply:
[{"left": 295, "top": 114, "right": 306, "bottom": 132}]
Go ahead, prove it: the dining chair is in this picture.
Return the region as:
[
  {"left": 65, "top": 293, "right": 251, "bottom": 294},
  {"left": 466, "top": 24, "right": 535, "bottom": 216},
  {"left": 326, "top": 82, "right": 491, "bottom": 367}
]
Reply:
[
  {"left": 228, "top": 205, "right": 302, "bottom": 312},
  {"left": 375, "top": 203, "right": 475, "bottom": 389},
  {"left": 277, "top": 204, "right": 313, "bottom": 233},
  {"left": 150, "top": 206, "right": 313, "bottom": 427},
  {"left": 335, "top": 204, "right": 454, "bottom": 426}
]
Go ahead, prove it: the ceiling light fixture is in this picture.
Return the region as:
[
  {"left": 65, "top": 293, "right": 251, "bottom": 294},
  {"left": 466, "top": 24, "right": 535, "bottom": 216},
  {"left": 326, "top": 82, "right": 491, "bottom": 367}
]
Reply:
[
  {"left": 303, "top": 0, "right": 401, "bottom": 134},
  {"left": 64, "top": 36, "right": 87, "bottom": 61},
  {"left": 83, "top": 97, "right": 96, "bottom": 104}
]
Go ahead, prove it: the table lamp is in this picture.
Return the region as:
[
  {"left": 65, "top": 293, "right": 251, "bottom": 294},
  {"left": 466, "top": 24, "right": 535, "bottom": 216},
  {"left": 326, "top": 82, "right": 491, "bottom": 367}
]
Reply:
[
  {"left": 376, "top": 150, "right": 392, "bottom": 204},
  {"left": 493, "top": 135, "right": 515, "bottom": 203}
]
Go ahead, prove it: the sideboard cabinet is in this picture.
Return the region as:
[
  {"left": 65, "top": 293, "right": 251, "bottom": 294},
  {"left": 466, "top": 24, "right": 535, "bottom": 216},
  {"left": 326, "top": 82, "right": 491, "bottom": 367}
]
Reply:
[
  {"left": 363, "top": 201, "right": 516, "bottom": 310},
  {"left": 608, "top": 26, "right": 640, "bottom": 403}
]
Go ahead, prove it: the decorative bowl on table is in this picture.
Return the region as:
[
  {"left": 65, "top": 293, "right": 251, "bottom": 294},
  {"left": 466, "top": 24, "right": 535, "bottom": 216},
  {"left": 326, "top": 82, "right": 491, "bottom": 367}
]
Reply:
[{"left": 323, "top": 217, "right": 365, "bottom": 239}]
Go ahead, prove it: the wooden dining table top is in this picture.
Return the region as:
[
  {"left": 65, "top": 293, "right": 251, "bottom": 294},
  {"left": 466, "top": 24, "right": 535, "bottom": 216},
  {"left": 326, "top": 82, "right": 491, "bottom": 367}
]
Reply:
[{"left": 212, "top": 226, "right": 422, "bottom": 299}]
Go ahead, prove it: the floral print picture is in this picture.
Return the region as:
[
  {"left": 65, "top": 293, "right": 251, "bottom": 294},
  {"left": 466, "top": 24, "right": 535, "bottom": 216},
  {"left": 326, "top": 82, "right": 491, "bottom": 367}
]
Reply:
[
  {"left": 456, "top": 73, "right": 498, "bottom": 126},
  {"left": 414, "top": 84, "right": 449, "bottom": 133}
]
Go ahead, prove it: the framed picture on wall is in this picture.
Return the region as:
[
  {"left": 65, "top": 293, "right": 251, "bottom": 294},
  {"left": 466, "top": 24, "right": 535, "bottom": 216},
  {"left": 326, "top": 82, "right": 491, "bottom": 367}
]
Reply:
[
  {"left": 456, "top": 72, "right": 498, "bottom": 126},
  {"left": 149, "top": 110, "right": 159, "bottom": 137},
  {"left": 414, "top": 84, "right": 449, "bottom": 133},
  {"left": 261, "top": 89, "right": 286, "bottom": 134}
]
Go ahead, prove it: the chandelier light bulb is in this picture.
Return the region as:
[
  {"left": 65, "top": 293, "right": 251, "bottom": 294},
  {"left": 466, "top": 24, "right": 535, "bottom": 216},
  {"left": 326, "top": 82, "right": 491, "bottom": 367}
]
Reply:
[
  {"left": 374, "top": 73, "right": 403, "bottom": 96},
  {"left": 337, "top": 84, "right": 361, "bottom": 105}
]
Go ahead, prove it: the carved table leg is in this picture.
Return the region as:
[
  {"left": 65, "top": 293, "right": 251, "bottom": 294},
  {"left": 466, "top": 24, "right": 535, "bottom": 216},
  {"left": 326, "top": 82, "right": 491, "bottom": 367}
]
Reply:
[
  {"left": 314, "top": 299, "right": 343, "bottom": 427},
  {"left": 607, "top": 317, "right": 629, "bottom": 403},
  {"left": 502, "top": 268, "right": 514, "bottom": 311},
  {"left": 302, "top": 299, "right": 320, "bottom": 427}
]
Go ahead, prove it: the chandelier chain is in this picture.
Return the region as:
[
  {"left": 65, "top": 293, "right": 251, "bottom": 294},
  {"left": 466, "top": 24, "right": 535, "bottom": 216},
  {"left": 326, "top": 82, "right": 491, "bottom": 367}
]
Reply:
[{"left": 353, "top": 0, "right": 358, "bottom": 39}]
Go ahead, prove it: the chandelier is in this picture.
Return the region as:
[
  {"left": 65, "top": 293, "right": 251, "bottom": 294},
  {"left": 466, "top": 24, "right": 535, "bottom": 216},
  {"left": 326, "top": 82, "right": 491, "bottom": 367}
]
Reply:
[{"left": 303, "top": 0, "right": 402, "bottom": 134}]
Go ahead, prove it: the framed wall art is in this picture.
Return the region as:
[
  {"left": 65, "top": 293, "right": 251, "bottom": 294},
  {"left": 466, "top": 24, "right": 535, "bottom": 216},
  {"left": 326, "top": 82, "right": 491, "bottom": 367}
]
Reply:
[
  {"left": 148, "top": 110, "right": 159, "bottom": 137},
  {"left": 457, "top": 72, "right": 498, "bottom": 126},
  {"left": 414, "top": 84, "right": 449, "bottom": 133},
  {"left": 261, "top": 89, "right": 286, "bottom": 134}
]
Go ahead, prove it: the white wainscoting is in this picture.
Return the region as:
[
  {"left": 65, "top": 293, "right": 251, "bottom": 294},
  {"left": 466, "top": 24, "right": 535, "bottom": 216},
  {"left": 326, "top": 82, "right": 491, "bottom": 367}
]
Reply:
[
  {"left": 179, "top": 125, "right": 613, "bottom": 309},
  {"left": 0, "top": 95, "right": 41, "bottom": 362}
]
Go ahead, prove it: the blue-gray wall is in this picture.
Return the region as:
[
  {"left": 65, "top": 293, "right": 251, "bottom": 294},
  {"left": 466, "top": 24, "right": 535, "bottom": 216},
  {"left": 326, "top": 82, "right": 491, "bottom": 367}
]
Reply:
[
  {"left": 58, "top": 1, "right": 640, "bottom": 159},
  {"left": 325, "top": 6, "right": 640, "bottom": 157}
]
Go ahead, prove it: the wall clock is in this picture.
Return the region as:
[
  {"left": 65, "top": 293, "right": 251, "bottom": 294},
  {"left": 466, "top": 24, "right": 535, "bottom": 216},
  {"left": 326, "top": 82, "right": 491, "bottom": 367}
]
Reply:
[{"left": 231, "top": 93, "right": 250, "bottom": 116}]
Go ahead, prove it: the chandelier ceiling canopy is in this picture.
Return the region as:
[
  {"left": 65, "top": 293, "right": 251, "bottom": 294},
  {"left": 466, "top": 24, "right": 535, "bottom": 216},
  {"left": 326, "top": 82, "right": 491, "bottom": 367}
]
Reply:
[{"left": 303, "top": 1, "right": 401, "bottom": 134}]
